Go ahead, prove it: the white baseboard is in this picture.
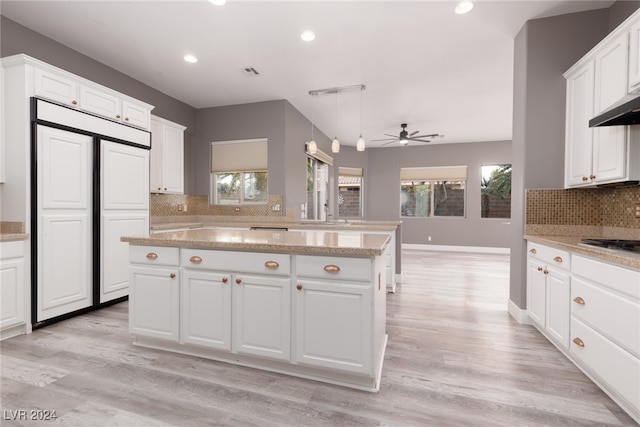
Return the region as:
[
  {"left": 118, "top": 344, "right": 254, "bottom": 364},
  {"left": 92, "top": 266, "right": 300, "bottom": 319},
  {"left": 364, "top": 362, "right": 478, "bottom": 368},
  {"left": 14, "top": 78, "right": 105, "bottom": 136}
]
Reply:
[
  {"left": 402, "top": 243, "right": 510, "bottom": 255},
  {"left": 508, "top": 299, "right": 531, "bottom": 324}
]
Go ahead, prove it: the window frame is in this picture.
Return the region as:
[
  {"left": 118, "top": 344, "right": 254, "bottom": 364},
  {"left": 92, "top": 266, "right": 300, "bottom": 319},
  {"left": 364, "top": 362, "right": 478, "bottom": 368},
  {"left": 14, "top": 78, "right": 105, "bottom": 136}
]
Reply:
[{"left": 211, "top": 170, "right": 268, "bottom": 206}]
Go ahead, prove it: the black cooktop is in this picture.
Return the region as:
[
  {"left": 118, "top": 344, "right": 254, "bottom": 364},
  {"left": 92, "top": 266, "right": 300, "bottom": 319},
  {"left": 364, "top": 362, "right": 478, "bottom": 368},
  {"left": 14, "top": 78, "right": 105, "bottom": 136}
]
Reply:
[{"left": 581, "top": 239, "right": 640, "bottom": 252}]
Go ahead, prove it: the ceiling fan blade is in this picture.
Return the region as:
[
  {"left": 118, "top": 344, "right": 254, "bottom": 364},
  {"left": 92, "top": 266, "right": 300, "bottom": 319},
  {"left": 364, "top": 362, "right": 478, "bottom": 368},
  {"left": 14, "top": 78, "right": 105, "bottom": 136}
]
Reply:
[
  {"left": 409, "top": 130, "right": 419, "bottom": 136},
  {"left": 410, "top": 139, "right": 432, "bottom": 143},
  {"left": 371, "top": 137, "right": 397, "bottom": 142},
  {"left": 411, "top": 133, "right": 440, "bottom": 139},
  {"left": 381, "top": 140, "right": 400, "bottom": 146},
  {"left": 383, "top": 133, "right": 398, "bottom": 138}
]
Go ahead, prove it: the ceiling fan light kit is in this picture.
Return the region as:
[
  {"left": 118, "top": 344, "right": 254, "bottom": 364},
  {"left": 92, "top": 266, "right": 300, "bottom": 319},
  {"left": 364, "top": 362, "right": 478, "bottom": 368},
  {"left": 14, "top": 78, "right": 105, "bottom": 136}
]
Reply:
[{"left": 373, "top": 123, "right": 443, "bottom": 146}]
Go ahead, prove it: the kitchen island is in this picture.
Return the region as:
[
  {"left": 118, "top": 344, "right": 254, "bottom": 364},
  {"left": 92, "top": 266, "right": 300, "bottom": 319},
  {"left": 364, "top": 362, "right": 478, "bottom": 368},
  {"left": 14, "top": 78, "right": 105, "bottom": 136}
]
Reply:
[{"left": 121, "top": 228, "right": 390, "bottom": 391}]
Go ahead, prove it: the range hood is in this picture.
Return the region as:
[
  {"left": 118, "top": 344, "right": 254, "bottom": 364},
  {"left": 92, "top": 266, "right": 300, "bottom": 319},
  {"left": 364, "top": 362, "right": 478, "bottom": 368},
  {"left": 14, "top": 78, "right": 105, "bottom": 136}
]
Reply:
[{"left": 589, "top": 94, "right": 640, "bottom": 127}]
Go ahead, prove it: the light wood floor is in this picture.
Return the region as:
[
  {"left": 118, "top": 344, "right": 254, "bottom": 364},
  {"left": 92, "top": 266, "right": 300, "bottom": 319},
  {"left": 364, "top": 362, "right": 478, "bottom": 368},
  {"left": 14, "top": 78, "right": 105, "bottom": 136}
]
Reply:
[{"left": 1, "top": 249, "right": 637, "bottom": 426}]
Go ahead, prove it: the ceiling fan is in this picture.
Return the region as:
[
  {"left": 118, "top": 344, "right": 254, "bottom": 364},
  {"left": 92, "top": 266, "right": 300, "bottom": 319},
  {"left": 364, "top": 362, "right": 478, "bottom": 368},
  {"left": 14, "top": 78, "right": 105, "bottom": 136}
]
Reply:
[{"left": 373, "top": 123, "right": 443, "bottom": 146}]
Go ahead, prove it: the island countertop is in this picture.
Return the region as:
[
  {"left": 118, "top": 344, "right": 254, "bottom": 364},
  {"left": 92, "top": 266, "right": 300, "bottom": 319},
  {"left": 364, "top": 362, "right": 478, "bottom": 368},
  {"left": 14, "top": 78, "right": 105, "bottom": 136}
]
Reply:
[{"left": 121, "top": 228, "right": 391, "bottom": 257}]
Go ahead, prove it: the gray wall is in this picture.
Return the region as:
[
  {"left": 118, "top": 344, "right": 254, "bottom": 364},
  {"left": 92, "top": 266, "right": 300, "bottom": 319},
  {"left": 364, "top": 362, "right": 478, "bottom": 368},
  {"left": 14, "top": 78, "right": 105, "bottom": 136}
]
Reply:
[
  {"left": 0, "top": 16, "right": 198, "bottom": 193},
  {"left": 510, "top": 1, "right": 639, "bottom": 310},
  {"left": 195, "top": 99, "right": 331, "bottom": 217},
  {"left": 367, "top": 141, "right": 512, "bottom": 247}
]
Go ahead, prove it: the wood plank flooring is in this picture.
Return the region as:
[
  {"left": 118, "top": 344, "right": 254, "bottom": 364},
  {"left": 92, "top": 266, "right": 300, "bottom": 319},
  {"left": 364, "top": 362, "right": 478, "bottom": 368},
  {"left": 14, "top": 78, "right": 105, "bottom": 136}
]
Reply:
[{"left": 1, "top": 249, "right": 637, "bottom": 426}]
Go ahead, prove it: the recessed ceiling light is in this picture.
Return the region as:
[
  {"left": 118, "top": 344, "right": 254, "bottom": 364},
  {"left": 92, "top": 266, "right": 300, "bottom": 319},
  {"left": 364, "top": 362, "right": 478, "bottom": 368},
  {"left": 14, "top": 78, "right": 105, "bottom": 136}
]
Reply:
[
  {"left": 455, "top": 1, "right": 474, "bottom": 14},
  {"left": 209, "top": 0, "right": 226, "bottom": 5},
  {"left": 301, "top": 30, "right": 315, "bottom": 42},
  {"left": 184, "top": 54, "right": 198, "bottom": 63}
]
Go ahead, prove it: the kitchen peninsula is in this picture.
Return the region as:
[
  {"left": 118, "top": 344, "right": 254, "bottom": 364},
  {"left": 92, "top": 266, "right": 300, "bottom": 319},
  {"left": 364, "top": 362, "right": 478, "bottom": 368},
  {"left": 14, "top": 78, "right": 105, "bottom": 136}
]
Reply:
[{"left": 121, "top": 228, "right": 390, "bottom": 391}]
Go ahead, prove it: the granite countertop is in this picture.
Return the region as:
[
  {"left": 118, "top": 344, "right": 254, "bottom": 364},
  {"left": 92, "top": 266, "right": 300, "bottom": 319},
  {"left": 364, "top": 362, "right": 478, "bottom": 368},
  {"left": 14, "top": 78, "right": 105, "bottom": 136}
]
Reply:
[
  {"left": 150, "top": 218, "right": 401, "bottom": 232},
  {"left": 0, "top": 221, "right": 28, "bottom": 242},
  {"left": 122, "top": 228, "right": 391, "bottom": 257},
  {"left": 0, "top": 233, "right": 29, "bottom": 242},
  {"left": 525, "top": 234, "right": 640, "bottom": 270}
]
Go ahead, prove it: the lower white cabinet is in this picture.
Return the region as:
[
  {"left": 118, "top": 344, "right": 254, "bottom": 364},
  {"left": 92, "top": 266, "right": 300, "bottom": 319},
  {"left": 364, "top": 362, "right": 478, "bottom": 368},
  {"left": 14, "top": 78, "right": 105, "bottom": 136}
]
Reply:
[
  {"left": 127, "top": 243, "right": 388, "bottom": 391},
  {"left": 0, "top": 240, "right": 26, "bottom": 337},
  {"left": 129, "top": 246, "right": 180, "bottom": 341},
  {"left": 527, "top": 241, "right": 640, "bottom": 423},
  {"left": 294, "top": 278, "right": 372, "bottom": 373},
  {"left": 232, "top": 274, "right": 290, "bottom": 360},
  {"left": 570, "top": 255, "right": 640, "bottom": 419},
  {"left": 181, "top": 270, "right": 231, "bottom": 350},
  {"left": 527, "top": 242, "right": 571, "bottom": 348}
]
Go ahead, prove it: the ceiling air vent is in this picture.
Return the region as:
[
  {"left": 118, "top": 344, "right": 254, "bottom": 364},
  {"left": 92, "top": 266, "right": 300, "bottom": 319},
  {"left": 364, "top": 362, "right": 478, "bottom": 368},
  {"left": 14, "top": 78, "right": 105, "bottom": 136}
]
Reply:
[{"left": 242, "top": 67, "right": 260, "bottom": 77}]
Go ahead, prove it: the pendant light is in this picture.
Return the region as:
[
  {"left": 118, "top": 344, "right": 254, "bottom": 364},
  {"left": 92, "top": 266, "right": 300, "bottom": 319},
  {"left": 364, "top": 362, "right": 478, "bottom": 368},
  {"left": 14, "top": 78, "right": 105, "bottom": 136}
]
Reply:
[
  {"left": 307, "top": 93, "right": 317, "bottom": 154},
  {"left": 331, "top": 91, "right": 340, "bottom": 153},
  {"left": 356, "top": 87, "right": 366, "bottom": 151}
]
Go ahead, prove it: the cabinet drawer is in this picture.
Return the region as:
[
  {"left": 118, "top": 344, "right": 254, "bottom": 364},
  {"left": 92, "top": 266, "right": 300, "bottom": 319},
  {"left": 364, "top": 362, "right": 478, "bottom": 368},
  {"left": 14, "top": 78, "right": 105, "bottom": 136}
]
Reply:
[
  {"left": 573, "top": 255, "right": 640, "bottom": 300},
  {"left": 572, "top": 277, "right": 640, "bottom": 358},
  {"left": 0, "top": 241, "right": 25, "bottom": 260},
  {"left": 571, "top": 317, "right": 640, "bottom": 410},
  {"left": 296, "top": 255, "right": 371, "bottom": 282},
  {"left": 527, "top": 242, "right": 570, "bottom": 270},
  {"left": 130, "top": 245, "right": 179, "bottom": 266},
  {"left": 181, "top": 249, "right": 290, "bottom": 275}
]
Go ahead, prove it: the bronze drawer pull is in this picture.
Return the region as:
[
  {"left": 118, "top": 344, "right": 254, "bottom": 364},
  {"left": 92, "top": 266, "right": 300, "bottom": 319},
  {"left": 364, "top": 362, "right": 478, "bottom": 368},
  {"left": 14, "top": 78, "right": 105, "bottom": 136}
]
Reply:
[
  {"left": 236, "top": 278, "right": 242, "bottom": 285},
  {"left": 573, "top": 296, "right": 585, "bottom": 305},
  {"left": 170, "top": 273, "right": 176, "bottom": 279},
  {"left": 189, "top": 255, "right": 203, "bottom": 264},
  {"left": 324, "top": 264, "right": 340, "bottom": 273},
  {"left": 573, "top": 337, "right": 585, "bottom": 347},
  {"left": 264, "top": 261, "right": 279, "bottom": 269},
  {"left": 537, "top": 267, "right": 543, "bottom": 272},
  {"left": 222, "top": 277, "right": 228, "bottom": 284},
  {"left": 296, "top": 284, "right": 302, "bottom": 291},
  {"left": 529, "top": 248, "right": 537, "bottom": 254},
  {"left": 146, "top": 252, "right": 158, "bottom": 260},
  {"left": 553, "top": 256, "right": 563, "bottom": 263},
  {"left": 72, "top": 99, "right": 78, "bottom": 105}
]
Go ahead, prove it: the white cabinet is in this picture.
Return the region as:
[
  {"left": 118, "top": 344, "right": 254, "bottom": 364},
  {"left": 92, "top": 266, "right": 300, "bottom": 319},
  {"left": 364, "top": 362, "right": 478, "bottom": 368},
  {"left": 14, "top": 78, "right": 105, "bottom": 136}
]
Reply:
[
  {"left": 628, "top": 18, "right": 640, "bottom": 93},
  {"left": 570, "top": 255, "right": 640, "bottom": 421},
  {"left": 33, "top": 64, "right": 151, "bottom": 129},
  {"left": 181, "top": 270, "right": 231, "bottom": 350},
  {"left": 526, "top": 242, "right": 571, "bottom": 349},
  {"left": 129, "top": 246, "right": 180, "bottom": 341},
  {"left": 0, "top": 241, "right": 26, "bottom": 337},
  {"left": 294, "top": 254, "right": 386, "bottom": 375},
  {"left": 232, "top": 274, "right": 290, "bottom": 360},
  {"left": 36, "top": 125, "right": 94, "bottom": 322},
  {"left": 150, "top": 115, "right": 186, "bottom": 194},
  {"left": 564, "top": 11, "right": 640, "bottom": 188},
  {"left": 181, "top": 249, "right": 291, "bottom": 361}
]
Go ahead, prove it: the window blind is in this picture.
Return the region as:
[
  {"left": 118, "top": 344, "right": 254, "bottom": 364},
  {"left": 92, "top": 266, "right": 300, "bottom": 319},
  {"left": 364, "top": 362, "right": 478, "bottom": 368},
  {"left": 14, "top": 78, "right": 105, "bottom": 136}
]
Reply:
[
  {"left": 211, "top": 138, "right": 268, "bottom": 172},
  {"left": 400, "top": 165, "right": 467, "bottom": 181}
]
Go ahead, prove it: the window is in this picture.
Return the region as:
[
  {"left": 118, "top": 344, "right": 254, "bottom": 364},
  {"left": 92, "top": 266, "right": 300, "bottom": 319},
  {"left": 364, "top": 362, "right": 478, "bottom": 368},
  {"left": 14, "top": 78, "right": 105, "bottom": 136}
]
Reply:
[
  {"left": 338, "top": 167, "right": 363, "bottom": 219},
  {"left": 481, "top": 164, "right": 511, "bottom": 218},
  {"left": 215, "top": 171, "right": 268, "bottom": 205},
  {"left": 210, "top": 139, "right": 268, "bottom": 205},
  {"left": 400, "top": 166, "right": 467, "bottom": 218}
]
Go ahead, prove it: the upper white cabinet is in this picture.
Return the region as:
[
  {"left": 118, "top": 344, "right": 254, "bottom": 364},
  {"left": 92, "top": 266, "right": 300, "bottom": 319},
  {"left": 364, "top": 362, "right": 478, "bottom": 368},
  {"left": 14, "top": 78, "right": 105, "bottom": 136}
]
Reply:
[
  {"left": 628, "top": 18, "right": 640, "bottom": 93},
  {"left": 32, "top": 62, "right": 152, "bottom": 130},
  {"left": 564, "top": 10, "right": 640, "bottom": 188},
  {"left": 150, "top": 115, "right": 186, "bottom": 194}
]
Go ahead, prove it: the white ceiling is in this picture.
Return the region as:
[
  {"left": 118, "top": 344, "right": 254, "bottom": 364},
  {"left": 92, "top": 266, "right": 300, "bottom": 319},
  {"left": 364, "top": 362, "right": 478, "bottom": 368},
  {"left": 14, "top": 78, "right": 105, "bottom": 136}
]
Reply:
[{"left": 1, "top": 0, "right": 615, "bottom": 147}]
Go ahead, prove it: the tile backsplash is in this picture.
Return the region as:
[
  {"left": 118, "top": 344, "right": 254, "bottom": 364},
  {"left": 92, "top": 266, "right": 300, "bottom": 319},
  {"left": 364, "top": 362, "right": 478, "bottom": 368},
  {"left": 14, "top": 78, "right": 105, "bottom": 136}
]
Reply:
[
  {"left": 151, "top": 194, "right": 286, "bottom": 218},
  {"left": 526, "top": 186, "right": 640, "bottom": 236}
]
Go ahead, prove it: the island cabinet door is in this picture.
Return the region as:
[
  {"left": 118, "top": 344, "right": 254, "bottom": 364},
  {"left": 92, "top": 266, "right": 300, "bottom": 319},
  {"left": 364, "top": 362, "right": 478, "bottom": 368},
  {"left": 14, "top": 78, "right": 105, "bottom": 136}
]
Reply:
[
  {"left": 129, "top": 266, "right": 179, "bottom": 341},
  {"left": 294, "top": 279, "right": 372, "bottom": 374},
  {"left": 181, "top": 270, "right": 231, "bottom": 350},
  {"left": 232, "top": 274, "right": 291, "bottom": 361}
]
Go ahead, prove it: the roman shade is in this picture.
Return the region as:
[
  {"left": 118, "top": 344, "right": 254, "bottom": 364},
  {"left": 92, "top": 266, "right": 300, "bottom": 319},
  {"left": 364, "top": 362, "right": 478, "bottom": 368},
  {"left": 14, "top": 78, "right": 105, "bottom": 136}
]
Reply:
[
  {"left": 211, "top": 138, "right": 268, "bottom": 172},
  {"left": 400, "top": 165, "right": 467, "bottom": 181},
  {"left": 338, "top": 167, "right": 363, "bottom": 177}
]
